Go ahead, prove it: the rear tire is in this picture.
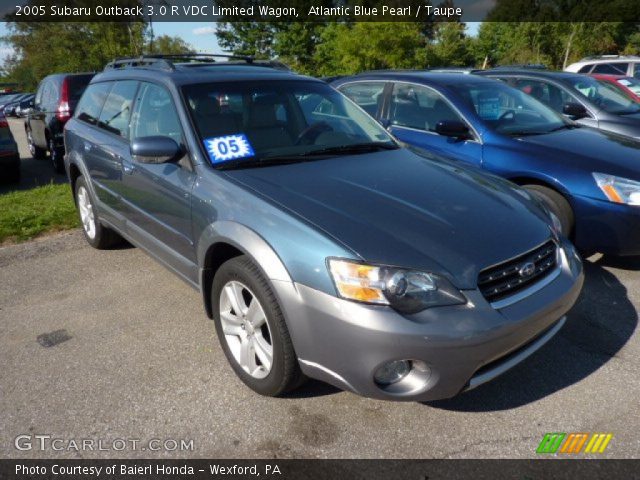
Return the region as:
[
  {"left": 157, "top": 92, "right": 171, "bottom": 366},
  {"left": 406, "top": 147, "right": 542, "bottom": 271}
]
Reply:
[
  {"left": 211, "top": 255, "right": 305, "bottom": 396},
  {"left": 74, "top": 175, "right": 122, "bottom": 249},
  {"left": 49, "top": 137, "right": 65, "bottom": 174},
  {"left": 524, "top": 184, "right": 574, "bottom": 237},
  {"left": 26, "top": 127, "right": 46, "bottom": 160}
]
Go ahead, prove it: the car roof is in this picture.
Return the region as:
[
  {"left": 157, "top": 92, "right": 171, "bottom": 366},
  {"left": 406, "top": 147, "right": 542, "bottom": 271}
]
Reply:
[
  {"left": 93, "top": 65, "right": 313, "bottom": 86},
  {"left": 477, "top": 69, "right": 586, "bottom": 82},
  {"left": 342, "top": 70, "right": 501, "bottom": 87}
]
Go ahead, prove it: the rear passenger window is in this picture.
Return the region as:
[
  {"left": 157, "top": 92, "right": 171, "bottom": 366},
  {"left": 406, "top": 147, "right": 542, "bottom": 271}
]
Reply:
[
  {"left": 130, "top": 83, "right": 183, "bottom": 144},
  {"left": 76, "top": 82, "right": 112, "bottom": 125},
  {"left": 97, "top": 81, "right": 138, "bottom": 139},
  {"left": 634, "top": 64, "right": 640, "bottom": 79},
  {"left": 592, "top": 63, "right": 628, "bottom": 75},
  {"left": 339, "top": 82, "right": 385, "bottom": 117},
  {"left": 578, "top": 65, "right": 593, "bottom": 73}
]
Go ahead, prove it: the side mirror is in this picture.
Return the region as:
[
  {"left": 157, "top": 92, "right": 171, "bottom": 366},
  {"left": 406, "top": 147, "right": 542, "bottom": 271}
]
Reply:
[
  {"left": 563, "top": 102, "right": 588, "bottom": 119},
  {"left": 435, "top": 120, "right": 471, "bottom": 139},
  {"left": 131, "top": 136, "right": 181, "bottom": 164}
]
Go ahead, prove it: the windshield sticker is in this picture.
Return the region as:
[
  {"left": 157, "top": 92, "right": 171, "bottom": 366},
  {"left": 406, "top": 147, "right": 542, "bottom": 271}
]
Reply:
[
  {"left": 204, "top": 134, "right": 255, "bottom": 164},
  {"left": 477, "top": 95, "right": 501, "bottom": 120}
]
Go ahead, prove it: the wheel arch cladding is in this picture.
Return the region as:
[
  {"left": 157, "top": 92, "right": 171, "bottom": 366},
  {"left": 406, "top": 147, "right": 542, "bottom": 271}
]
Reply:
[{"left": 198, "top": 221, "right": 293, "bottom": 319}]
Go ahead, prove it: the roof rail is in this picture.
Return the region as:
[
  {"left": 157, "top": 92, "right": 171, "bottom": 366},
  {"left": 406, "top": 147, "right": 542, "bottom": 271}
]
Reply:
[
  {"left": 104, "top": 53, "right": 258, "bottom": 72},
  {"left": 494, "top": 63, "right": 548, "bottom": 70},
  {"left": 579, "top": 54, "right": 640, "bottom": 61}
]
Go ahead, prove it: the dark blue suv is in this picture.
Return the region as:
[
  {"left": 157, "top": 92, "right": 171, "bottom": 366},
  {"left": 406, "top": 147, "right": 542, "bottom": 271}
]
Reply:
[
  {"left": 64, "top": 56, "right": 582, "bottom": 402},
  {"left": 333, "top": 72, "right": 640, "bottom": 256}
]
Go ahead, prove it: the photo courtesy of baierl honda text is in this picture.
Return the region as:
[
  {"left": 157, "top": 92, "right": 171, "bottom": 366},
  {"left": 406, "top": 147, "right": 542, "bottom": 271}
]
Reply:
[{"left": 0, "top": 1, "right": 639, "bottom": 479}]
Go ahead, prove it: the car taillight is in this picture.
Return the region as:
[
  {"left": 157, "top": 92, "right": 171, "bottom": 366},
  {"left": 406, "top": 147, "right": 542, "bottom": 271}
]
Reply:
[
  {"left": 56, "top": 101, "right": 71, "bottom": 121},
  {"left": 56, "top": 78, "right": 72, "bottom": 122}
]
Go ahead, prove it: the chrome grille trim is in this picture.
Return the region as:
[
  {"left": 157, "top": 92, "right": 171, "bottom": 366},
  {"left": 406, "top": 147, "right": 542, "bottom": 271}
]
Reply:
[{"left": 478, "top": 240, "right": 559, "bottom": 306}]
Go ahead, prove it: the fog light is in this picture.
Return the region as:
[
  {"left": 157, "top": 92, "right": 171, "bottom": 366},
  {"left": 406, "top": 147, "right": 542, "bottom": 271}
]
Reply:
[{"left": 374, "top": 360, "right": 411, "bottom": 386}]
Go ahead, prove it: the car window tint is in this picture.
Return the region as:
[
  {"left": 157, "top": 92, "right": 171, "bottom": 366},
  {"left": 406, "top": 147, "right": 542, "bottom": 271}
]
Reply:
[
  {"left": 97, "top": 81, "right": 138, "bottom": 139},
  {"left": 67, "top": 76, "right": 93, "bottom": 104},
  {"left": 130, "top": 83, "right": 183, "bottom": 144},
  {"left": 578, "top": 65, "right": 593, "bottom": 73},
  {"left": 513, "top": 79, "right": 574, "bottom": 114},
  {"left": 634, "top": 64, "right": 640, "bottom": 79},
  {"left": 390, "top": 83, "right": 462, "bottom": 132},
  {"left": 339, "top": 82, "right": 385, "bottom": 117},
  {"left": 75, "top": 82, "right": 112, "bottom": 125},
  {"left": 592, "top": 63, "right": 628, "bottom": 75}
]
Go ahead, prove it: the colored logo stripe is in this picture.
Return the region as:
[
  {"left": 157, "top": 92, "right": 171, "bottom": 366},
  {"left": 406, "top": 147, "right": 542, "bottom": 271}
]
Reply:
[
  {"left": 585, "top": 433, "right": 613, "bottom": 454},
  {"left": 536, "top": 433, "right": 566, "bottom": 453},
  {"left": 560, "top": 433, "right": 589, "bottom": 453}
]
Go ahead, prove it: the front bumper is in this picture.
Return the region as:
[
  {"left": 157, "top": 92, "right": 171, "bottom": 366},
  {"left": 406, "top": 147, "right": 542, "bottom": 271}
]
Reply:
[
  {"left": 273, "top": 239, "right": 584, "bottom": 401},
  {"left": 573, "top": 194, "right": 640, "bottom": 256}
]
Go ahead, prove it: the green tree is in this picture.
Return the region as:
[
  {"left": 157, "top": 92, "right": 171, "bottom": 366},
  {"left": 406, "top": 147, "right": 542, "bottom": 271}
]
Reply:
[
  {"left": 148, "top": 35, "right": 194, "bottom": 54},
  {"left": 430, "top": 22, "right": 473, "bottom": 67},
  {"left": 313, "top": 23, "right": 427, "bottom": 76}
]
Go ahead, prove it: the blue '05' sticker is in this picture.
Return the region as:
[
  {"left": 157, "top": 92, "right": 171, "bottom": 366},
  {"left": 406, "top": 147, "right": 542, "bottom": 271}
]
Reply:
[{"left": 204, "top": 134, "right": 255, "bottom": 164}]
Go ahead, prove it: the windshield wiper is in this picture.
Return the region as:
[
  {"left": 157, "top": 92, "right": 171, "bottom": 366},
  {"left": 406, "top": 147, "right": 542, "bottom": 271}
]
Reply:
[
  {"left": 301, "top": 142, "right": 399, "bottom": 156},
  {"left": 216, "top": 142, "right": 399, "bottom": 170}
]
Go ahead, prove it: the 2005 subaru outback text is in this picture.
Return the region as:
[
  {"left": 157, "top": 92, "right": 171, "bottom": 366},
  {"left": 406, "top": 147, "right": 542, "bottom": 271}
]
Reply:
[{"left": 64, "top": 55, "right": 584, "bottom": 401}]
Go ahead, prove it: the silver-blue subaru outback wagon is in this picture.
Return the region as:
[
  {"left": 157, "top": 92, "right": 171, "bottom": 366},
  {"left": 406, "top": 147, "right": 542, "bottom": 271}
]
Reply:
[{"left": 64, "top": 55, "right": 584, "bottom": 401}]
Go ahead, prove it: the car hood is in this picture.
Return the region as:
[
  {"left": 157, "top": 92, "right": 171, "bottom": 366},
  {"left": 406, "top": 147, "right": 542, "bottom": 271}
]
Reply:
[
  {"left": 516, "top": 127, "right": 640, "bottom": 178},
  {"left": 223, "top": 149, "right": 553, "bottom": 289}
]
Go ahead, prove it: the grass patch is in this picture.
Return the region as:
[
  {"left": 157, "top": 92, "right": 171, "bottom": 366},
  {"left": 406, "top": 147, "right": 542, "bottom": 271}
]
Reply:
[{"left": 0, "top": 183, "right": 79, "bottom": 244}]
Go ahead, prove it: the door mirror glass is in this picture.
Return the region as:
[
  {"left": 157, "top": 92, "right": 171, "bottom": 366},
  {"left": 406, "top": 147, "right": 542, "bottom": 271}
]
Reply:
[
  {"left": 131, "top": 136, "right": 181, "bottom": 164},
  {"left": 563, "top": 102, "right": 588, "bottom": 119},
  {"left": 435, "top": 120, "right": 471, "bottom": 139}
]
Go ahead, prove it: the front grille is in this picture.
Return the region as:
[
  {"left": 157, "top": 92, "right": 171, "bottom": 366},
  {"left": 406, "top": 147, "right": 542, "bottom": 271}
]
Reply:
[{"left": 478, "top": 240, "right": 558, "bottom": 303}]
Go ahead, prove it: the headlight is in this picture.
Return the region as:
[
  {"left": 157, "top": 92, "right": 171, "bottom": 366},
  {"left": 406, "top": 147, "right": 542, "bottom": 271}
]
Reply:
[
  {"left": 593, "top": 172, "right": 640, "bottom": 205},
  {"left": 328, "top": 259, "right": 466, "bottom": 314}
]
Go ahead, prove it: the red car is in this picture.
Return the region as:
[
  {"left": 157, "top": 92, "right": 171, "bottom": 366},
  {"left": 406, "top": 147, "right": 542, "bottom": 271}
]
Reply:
[{"left": 590, "top": 74, "right": 640, "bottom": 102}]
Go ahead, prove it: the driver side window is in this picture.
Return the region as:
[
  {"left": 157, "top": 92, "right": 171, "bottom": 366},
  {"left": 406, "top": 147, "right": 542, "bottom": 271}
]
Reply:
[
  {"left": 390, "top": 83, "right": 462, "bottom": 132},
  {"left": 514, "top": 79, "right": 575, "bottom": 115},
  {"left": 130, "top": 83, "right": 183, "bottom": 145}
]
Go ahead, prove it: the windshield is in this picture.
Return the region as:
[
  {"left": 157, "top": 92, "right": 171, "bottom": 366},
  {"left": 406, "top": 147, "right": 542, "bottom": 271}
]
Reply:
[
  {"left": 449, "top": 82, "right": 567, "bottom": 136},
  {"left": 612, "top": 77, "right": 640, "bottom": 98},
  {"left": 566, "top": 76, "right": 640, "bottom": 114},
  {"left": 183, "top": 80, "right": 397, "bottom": 168}
]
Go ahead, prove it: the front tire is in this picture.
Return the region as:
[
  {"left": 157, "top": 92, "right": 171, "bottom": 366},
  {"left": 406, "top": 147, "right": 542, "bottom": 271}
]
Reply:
[
  {"left": 524, "top": 184, "right": 574, "bottom": 237},
  {"left": 211, "top": 256, "right": 305, "bottom": 396},
  {"left": 74, "top": 176, "right": 122, "bottom": 249}
]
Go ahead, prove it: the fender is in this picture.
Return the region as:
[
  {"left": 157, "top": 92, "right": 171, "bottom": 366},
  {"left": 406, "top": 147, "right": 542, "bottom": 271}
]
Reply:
[{"left": 197, "top": 220, "right": 293, "bottom": 318}]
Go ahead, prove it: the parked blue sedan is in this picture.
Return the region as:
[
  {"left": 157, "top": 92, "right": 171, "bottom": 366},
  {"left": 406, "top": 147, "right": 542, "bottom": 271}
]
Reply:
[{"left": 332, "top": 72, "right": 640, "bottom": 256}]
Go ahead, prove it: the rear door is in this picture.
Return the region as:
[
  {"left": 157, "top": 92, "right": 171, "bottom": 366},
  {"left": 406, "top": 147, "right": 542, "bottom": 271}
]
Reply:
[
  {"left": 73, "top": 81, "right": 124, "bottom": 223},
  {"left": 122, "top": 81, "right": 197, "bottom": 280},
  {"left": 384, "top": 82, "right": 483, "bottom": 167},
  {"left": 30, "top": 80, "right": 50, "bottom": 147}
]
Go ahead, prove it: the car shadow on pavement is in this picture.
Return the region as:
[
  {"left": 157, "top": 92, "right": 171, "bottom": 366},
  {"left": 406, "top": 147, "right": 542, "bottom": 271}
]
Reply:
[
  {"left": 425, "top": 260, "right": 637, "bottom": 411},
  {"left": 285, "top": 379, "right": 341, "bottom": 399},
  {"left": 594, "top": 254, "right": 640, "bottom": 272}
]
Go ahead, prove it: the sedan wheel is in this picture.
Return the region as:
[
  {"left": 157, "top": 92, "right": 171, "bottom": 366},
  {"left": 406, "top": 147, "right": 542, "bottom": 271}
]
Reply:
[{"left": 219, "top": 280, "right": 273, "bottom": 379}]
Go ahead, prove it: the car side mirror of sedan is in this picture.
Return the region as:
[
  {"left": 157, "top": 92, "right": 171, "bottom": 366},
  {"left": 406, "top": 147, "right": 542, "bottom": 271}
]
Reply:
[
  {"left": 435, "top": 120, "right": 471, "bottom": 140},
  {"left": 131, "top": 136, "right": 182, "bottom": 164},
  {"left": 562, "top": 102, "right": 588, "bottom": 119}
]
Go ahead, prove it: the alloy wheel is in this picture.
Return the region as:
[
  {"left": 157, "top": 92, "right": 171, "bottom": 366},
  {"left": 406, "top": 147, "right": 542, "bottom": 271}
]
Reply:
[
  {"left": 219, "top": 280, "right": 273, "bottom": 379},
  {"left": 77, "top": 186, "right": 96, "bottom": 239}
]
